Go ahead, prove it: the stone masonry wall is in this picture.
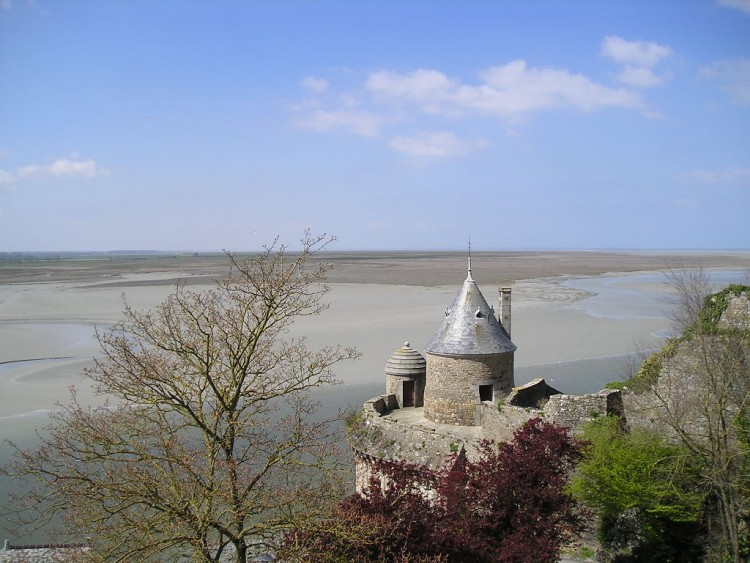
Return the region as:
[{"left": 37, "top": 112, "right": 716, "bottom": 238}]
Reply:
[
  {"left": 424, "top": 353, "right": 513, "bottom": 426},
  {"left": 719, "top": 293, "right": 750, "bottom": 330},
  {"left": 506, "top": 378, "right": 561, "bottom": 408},
  {"left": 352, "top": 385, "right": 626, "bottom": 494},
  {"left": 544, "top": 389, "right": 624, "bottom": 431},
  {"left": 0, "top": 545, "right": 88, "bottom": 563},
  {"left": 479, "top": 403, "right": 538, "bottom": 443},
  {"left": 386, "top": 374, "right": 425, "bottom": 408}
]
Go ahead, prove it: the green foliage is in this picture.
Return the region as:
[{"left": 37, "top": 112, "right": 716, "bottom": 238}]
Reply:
[
  {"left": 570, "top": 416, "right": 705, "bottom": 560},
  {"left": 343, "top": 408, "right": 365, "bottom": 437},
  {"left": 619, "top": 338, "right": 680, "bottom": 393},
  {"left": 615, "top": 286, "right": 748, "bottom": 394},
  {"left": 496, "top": 397, "right": 505, "bottom": 412},
  {"left": 696, "top": 284, "right": 750, "bottom": 334}
]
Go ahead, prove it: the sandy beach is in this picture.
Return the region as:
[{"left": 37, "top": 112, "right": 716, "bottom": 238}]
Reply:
[{"left": 1, "top": 250, "right": 748, "bottom": 418}]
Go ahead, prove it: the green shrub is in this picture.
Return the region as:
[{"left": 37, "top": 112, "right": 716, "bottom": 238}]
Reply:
[
  {"left": 697, "top": 284, "right": 750, "bottom": 334},
  {"left": 570, "top": 416, "right": 705, "bottom": 560}
]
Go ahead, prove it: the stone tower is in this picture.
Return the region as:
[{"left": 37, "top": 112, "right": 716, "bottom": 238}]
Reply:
[
  {"left": 385, "top": 342, "right": 426, "bottom": 408},
  {"left": 423, "top": 260, "right": 516, "bottom": 425}
]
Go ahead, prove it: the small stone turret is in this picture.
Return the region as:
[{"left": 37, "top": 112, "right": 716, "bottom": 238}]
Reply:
[
  {"left": 423, "top": 264, "right": 516, "bottom": 426},
  {"left": 385, "top": 342, "right": 426, "bottom": 408}
]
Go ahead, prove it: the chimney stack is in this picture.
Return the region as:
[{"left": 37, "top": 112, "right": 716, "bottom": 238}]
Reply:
[{"left": 499, "top": 286, "right": 512, "bottom": 337}]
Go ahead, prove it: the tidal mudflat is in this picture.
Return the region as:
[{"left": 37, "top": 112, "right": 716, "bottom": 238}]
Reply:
[
  {"left": 2, "top": 250, "right": 749, "bottom": 426},
  {"left": 0, "top": 250, "right": 748, "bottom": 541}
]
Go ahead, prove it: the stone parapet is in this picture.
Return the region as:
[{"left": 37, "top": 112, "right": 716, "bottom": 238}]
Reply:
[
  {"left": 544, "top": 389, "right": 624, "bottom": 431},
  {"left": 506, "top": 378, "right": 562, "bottom": 408}
]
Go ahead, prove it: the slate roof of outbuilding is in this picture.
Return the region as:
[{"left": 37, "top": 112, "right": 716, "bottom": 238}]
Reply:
[
  {"left": 385, "top": 342, "right": 426, "bottom": 377},
  {"left": 425, "top": 267, "right": 516, "bottom": 356}
]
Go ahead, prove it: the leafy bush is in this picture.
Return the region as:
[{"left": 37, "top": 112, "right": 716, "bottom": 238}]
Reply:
[
  {"left": 570, "top": 416, "right": 705, "bottom": 561},
  {"left": 696, "top": 284, "right": 750, "bottom": 334}
]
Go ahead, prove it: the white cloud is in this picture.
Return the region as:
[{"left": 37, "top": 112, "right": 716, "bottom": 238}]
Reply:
[
  {"left": 2, "top": 0, "right": 48, "bottom": 14},
  {"left": 16, "top": 158, "right": 109, "bottom": 180},
  {"left": 477, "top": 61, "right": 642, "bottom": 113},
  {"left": 15, "top": 164, "right": 38, "bottom": 178},
  {"left": 701, "top": 58, "right": 750, "bottom": 104},
  {"left": 365, "top": 61, "right": 643, "bottom": 118},
  {"left": 366, "top": 69, "right": 455, "bottom": 113},
  {"left": 615, "top": 66, "right": 668, "bottom": 89},
  {"left": 0, "top": 170, "right": 14, "bottom": 185},
  {"left": 601, "top": 36, "right": 672, "bottom": 89},
  {"left": 292, "top": 51, "right": 663, "bottom": 159},
  {"left": 300, "top": 75, "right": 329, "bottom": 94},
  {"left": 51, "top": 158, "right": 102, "bottom": 177},
  {"left": 682, "top": 167, "right": 750, "bottom": 184},
  {"left": 718, "top": 0, "right": 750, "bottom": 15},
  {"left": 294, "top": 108, "right": 384, "bottom": 137},
  {"left": 602, "top": 36, "right": 672, "bottom": 67},
  {"left": 390, "top": 131, "right": 486, "bottom": 158}
]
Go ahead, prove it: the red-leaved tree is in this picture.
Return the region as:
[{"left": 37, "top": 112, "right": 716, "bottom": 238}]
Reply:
[
  {"left": 432, "top": 418, "right": 586, "bottom": 562},
  {"left": 284, "top": 418, "right": 586, "bottom": 562}
]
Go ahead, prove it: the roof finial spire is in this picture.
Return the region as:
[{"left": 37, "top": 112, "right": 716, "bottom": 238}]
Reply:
[{"left": 467, "top": 235, "right": 473, "bottom": 281}]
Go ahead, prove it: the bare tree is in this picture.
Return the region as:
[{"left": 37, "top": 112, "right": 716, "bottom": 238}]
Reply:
[
  {"left": 634, "top": 269, "right": 750, "bottom": 561},
  {"left": 3, "top": 233, "right": 359, "bottom": 562},
  {"left": 663, "top": 267, "right": 714, "bottom": 332}
]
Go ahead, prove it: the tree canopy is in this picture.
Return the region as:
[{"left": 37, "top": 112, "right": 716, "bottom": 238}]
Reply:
[{"left": 3, "top": 233, "right": 359, "bottom": 562}]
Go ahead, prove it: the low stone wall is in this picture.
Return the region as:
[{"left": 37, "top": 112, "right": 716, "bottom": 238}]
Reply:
[
  {"left": 506, "top": 378, "right": 561, "bottom": 408},
  {"left": 479, "top": 403, "right": 538, "bottom": 443},
  {"left": 353, "top": 413, "right": 466, "bottom": 470},
  {"left": 363, "top": 394, "right": 398, "bottom": 416},
  {"left": 353, "top": 384, "right": 626, "bottom": 493},
  {"left": 720, "top": 293, "right": 750, "bottom": 330},
  {"left": 545, "top": 389, "right": 624, "bottom": 431},
  {"left": 0, "top": 543, "right": 88, "bottom": 563}
]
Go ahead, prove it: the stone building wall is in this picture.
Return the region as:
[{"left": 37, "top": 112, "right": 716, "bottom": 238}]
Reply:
[
  {"left": 351, "top": 394, "right": 481, "bottom": 492},
  {"left": 544, "top": 390, "right": 624, "bottom": 431},
  {"left": 477, "top": 387, "right": 624, "bottom": 442},
  {"left": 424, "top": 353, "right": 513, "bottom": 426},
  {"left": 352, "top": 386, "right": 627, "bottom": 493},
  {"left": 386, "top": 374, "right": 425, "bottom": 408}
]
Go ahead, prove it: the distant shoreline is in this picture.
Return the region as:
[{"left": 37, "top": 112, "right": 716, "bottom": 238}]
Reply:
[{"left": 2, "top": 249, "right": 749, "bottom": 287}]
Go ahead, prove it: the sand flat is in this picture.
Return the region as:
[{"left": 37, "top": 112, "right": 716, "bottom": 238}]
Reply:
[{"left": 0, "top": 251, "right": 748, "bottom": 417}]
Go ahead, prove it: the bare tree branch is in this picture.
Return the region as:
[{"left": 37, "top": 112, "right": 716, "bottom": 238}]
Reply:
[{"left": 2, "top": 233, "right": 360, "bottom": 562}]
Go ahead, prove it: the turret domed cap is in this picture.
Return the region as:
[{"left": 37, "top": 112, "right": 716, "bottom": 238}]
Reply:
[
  {"left": 385, "top": 342, "right": 426, "bottom": 377},
  {"left": 425, "top": 272, "right": 516, "bottom": 356}
]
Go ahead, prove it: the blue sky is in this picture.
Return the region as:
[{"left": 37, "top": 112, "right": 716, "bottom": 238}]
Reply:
[{"left": 1, "top": 1, "right": 749, "bottom": 251}]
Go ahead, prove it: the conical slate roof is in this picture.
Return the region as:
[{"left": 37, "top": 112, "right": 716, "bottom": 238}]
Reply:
[
  {"left": 385, "top": 342, "right": 426, "bottom": 377},
  {"left": 425, "top": 267, "right": 516, "bottom": 356}
]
